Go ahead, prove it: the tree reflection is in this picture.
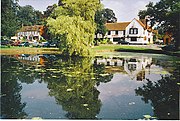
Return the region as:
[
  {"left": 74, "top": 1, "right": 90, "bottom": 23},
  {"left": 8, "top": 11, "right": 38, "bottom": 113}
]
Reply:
[
  {"left": 1, "top": 56, "right": 27, "bottom": 119},
  {"left": 135, "top": 69, "right": 179, "bottom": 120},
  {"left": 44, "top": 56, "right": 113, "bottom": 119}
]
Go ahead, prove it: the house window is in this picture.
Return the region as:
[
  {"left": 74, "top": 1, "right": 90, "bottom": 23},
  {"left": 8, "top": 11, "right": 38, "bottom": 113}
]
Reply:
[
  {"left": 134, "top": 28, "right": 138, "bottom": 34},
  {"left": 129, "top": 28, "right": 138, "bottom": 34},
  {"left": 115, "top": 31, "right": 118, "bottom": 35},
  {"left": 130, "top": 28, "right": 133, "bottom": 34},
  {"left": 113, "top": 38, "right": 120, "bottom": 42},
  {"left": 123, "top": 30, "right": 126, "bottom": 35},
  {"left": 131, "top": 37, "right": 137, "bottom": 41},
  {"left": 128, "top": 64, "right": 136, "bottom": 71},
  {"left": 108, "top": 31, "right": 111, "bottom": 35}
]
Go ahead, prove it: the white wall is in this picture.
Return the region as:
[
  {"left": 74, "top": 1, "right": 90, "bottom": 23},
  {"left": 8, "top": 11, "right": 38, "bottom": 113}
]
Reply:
[
  {"left": 105, "top": 30, "right": 124, "bottom": 44},
  {"left": 125, "top": 19, "right": 149, "bottom": 44}
]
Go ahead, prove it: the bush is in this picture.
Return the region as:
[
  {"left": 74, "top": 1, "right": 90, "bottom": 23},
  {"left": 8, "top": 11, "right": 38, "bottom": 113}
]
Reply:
[
  {"left": 108, "top": 41, "right": 113, "bottom": 44},
  {"left": 100, "top": 38, "right": 110, "bottom": 44}
]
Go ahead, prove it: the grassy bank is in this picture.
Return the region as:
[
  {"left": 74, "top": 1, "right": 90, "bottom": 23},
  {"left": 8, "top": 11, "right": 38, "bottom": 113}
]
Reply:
[
  {"left": 1, "top": 46, "right": 60, "bottom": 55},
  {"left": 1, "top": 45, "right": 154, "bottom": 55},
  {"left": 92, "top": 44, "right": 162, "bottom": 53},
  {"left": 1, "top": 45, "right": 179, "bottom": 57}
]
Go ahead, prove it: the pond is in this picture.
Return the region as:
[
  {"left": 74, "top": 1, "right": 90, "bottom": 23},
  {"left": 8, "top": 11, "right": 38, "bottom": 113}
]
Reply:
[{"left": 1, "top": 52, "right": 180, "bottom": 120}]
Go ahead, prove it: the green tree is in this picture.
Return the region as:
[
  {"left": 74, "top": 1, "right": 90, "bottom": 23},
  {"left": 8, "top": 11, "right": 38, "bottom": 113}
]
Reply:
[
  {"left": 47, "top": 0, "right": 101, "bottom": 56},
  {"left": 17, "top": 5, "right": 43, "bottom": 26},
  {"left": 138, "top": 0, "right": 180, "bottom": 49},
  {"left": 94, "top": 8, "right": 117, "bottom": 43},
  {"left": 44, "top": 4, "right": 57, "bottom": 18},
  {"left": 102, "top": 8, "right": 117, "bottom": 23},
  {"left": 1, "top": 0, "right": 19, "bottom": 37}
]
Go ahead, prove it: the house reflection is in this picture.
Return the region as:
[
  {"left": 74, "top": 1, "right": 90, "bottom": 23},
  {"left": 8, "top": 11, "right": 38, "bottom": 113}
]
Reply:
[
  {"left": 94, "top": 56, "right": 152, "bottom": 81},
  {"left": 13, "top": 54, "right": 152, "bottom": 81},
  {"left": 13, "top": 54, "right": 54, "bottom": 67}
]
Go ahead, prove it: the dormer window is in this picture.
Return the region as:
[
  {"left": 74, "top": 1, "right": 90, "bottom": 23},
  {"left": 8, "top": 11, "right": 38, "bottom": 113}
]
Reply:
[
  {"left": 130, "top": 29, "right": 133, "bottom": 34},
  {"left": 134, "top": 28, "right": 138, "bottom": 34},
  {"left": 129, "top": 28, "right": 138, "bottom": 34}
]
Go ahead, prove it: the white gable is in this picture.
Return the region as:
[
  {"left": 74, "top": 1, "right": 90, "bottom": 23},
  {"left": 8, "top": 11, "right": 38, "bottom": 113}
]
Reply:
[{"left": 125, "top": 19, "right": 144, "bottom": 37}]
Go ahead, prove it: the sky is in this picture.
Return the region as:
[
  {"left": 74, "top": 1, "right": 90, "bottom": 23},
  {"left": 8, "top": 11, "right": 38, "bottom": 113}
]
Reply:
[{"left": 18, "top": 0, "right": 160, "bottom": 22}]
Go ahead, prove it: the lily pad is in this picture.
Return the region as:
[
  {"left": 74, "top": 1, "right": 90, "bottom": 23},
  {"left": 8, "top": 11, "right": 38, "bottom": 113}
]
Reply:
[
  {"left": 46, "top": 69, "right": 57, "bottom": 71},
  {"left": 34, "top": 69, "right": 41, "bottom": 72},
  {"left": 143, "top": 115, "right": 151, "bottom": 119},
  {"left": 99, "top": 73, "right": 110, "bottom": 77},
  {"left": 67, "top": 88, "right": 73, "bottom": 92},
  {"left": 83, "top": 104, "right": 88, "bottom": 107},
  {"left": 32, "top": 117, "right": 42, "bottom": 120},
  {"left": 52, "top": 76, "right": 57, "bottom": 78},
  {"left": 81, "top": 96, "right": 85, "bottom": 98}
]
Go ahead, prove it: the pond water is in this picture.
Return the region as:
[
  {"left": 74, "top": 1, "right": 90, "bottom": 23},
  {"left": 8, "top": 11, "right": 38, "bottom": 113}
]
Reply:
[{"left": 1, "top": 52, "right": 180, "bottom": 120}]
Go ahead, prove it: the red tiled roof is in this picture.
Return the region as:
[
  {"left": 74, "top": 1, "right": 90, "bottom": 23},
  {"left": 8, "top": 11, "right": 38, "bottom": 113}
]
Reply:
[
  {"left": 105, "top": 22, "right": 130, "bottom": 31},
  {"left": 18, "top": 25, "right": 44, "bottom": 32}
]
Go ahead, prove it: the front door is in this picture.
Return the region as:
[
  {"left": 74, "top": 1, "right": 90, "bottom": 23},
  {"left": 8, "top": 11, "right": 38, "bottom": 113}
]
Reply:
[{"left": 131, "top": 37, "right": 137, "bottom": 41}]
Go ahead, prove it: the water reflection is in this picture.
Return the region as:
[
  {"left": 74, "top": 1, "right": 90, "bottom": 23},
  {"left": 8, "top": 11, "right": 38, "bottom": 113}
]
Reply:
[
  {"left": 1, "top": 56, "right": 27, "bottom": 119},
  {"left": 135, "top": 69, "right": 180, "bottom": 120},
  {"left": 1, "top": 55, "right": 113, "bottom": 119},
  {"left": 94, "top": 56, "right": 152, "bottom": 81},
  {"left": 44, "top": 57, "right": 112, "bottom": 119},
  {"left": 1, "top": 54, "right": 179, "bottom": 119}
]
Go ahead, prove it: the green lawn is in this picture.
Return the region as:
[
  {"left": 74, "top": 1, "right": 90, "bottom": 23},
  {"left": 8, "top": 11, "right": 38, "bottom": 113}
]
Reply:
[
  {"left": 92, "top": 44, "right": 161, "bottom": 53},
  {"left": 1, "top": 46, "right": 60, "bottom": 55},
  {"left": 1, "top": 44, "right": 179, "bottom": 57}
]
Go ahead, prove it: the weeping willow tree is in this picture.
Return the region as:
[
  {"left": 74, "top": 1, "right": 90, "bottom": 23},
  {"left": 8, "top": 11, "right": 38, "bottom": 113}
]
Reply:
[{"left": 47, "top": 0, "right": 102, "bottom": 56}]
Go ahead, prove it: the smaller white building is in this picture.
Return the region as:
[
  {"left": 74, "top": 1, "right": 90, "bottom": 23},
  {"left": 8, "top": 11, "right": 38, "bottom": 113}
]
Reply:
[
  {"left": 105, "top": 18, "right": 155, "bottom": 44},
  {"left": 17, "top": 25, "right": 44, "bottom": 41}
]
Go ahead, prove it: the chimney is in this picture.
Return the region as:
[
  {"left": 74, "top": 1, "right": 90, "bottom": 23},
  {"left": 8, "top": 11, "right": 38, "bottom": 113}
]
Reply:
[{"left": 139, "top": 19, "right": 148, "bottom": 29}]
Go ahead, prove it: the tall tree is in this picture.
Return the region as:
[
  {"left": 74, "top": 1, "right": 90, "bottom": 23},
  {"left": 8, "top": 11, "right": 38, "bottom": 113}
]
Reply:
[
  {"left": 138, "top": 0, "right": 180, "bottom": 50},
  {"left": 95, "top": 8, "right": 117, "bottom": 40},
  {"left": 47, "top": 0, "right": 101, "bottom": 56},
  {"left": 17, "top": 5, "right": 43, "bottom": 26},
  {"left": 1, "top": 0, "right": 19, "bottom": 37},
  {"left": 44, "top": 4, "right": 57, "bottom": 18},
  {"left": 102, "top": 8, "right": 117, "bottom": 23}
]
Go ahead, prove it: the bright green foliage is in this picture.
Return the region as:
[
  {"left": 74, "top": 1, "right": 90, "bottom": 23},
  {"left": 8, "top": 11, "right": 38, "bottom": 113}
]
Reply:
[
  {"left": 47, "top": 16, "right": 95, "bottom": 56},
  {"left": 47, "top": 0, "right": 101, "bottom": 56},
  {"left": 55, "top": 0, "right": 100, "bottom": 21}
]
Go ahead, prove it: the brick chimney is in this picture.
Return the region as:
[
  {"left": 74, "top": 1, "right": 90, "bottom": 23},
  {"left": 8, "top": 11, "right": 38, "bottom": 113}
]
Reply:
[{"left": 139, "top": 19, "right": 148, "bottom": 29}]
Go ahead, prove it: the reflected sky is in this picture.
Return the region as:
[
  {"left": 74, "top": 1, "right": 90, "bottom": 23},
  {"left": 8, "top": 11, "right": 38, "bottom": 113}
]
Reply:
[{"left": 21, "top": 81, "right": 67, "bottom": 119}]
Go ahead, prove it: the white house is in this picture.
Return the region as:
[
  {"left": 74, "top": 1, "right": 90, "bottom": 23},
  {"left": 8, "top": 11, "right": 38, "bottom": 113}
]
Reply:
[
  {"left": 105, "top": 18, "right": 155, "bottom": 44},
  {"left": 17, "top": 25, "right": 44, "bottom": 42}
]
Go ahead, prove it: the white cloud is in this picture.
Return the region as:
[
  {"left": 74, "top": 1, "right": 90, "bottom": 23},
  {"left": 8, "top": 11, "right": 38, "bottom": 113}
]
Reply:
[
  {"left": 101, "top": 0, "right": 160, "bottom": 22},
  {"left": 18, "top": 0, "right": 159, "bottom": 21}
]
